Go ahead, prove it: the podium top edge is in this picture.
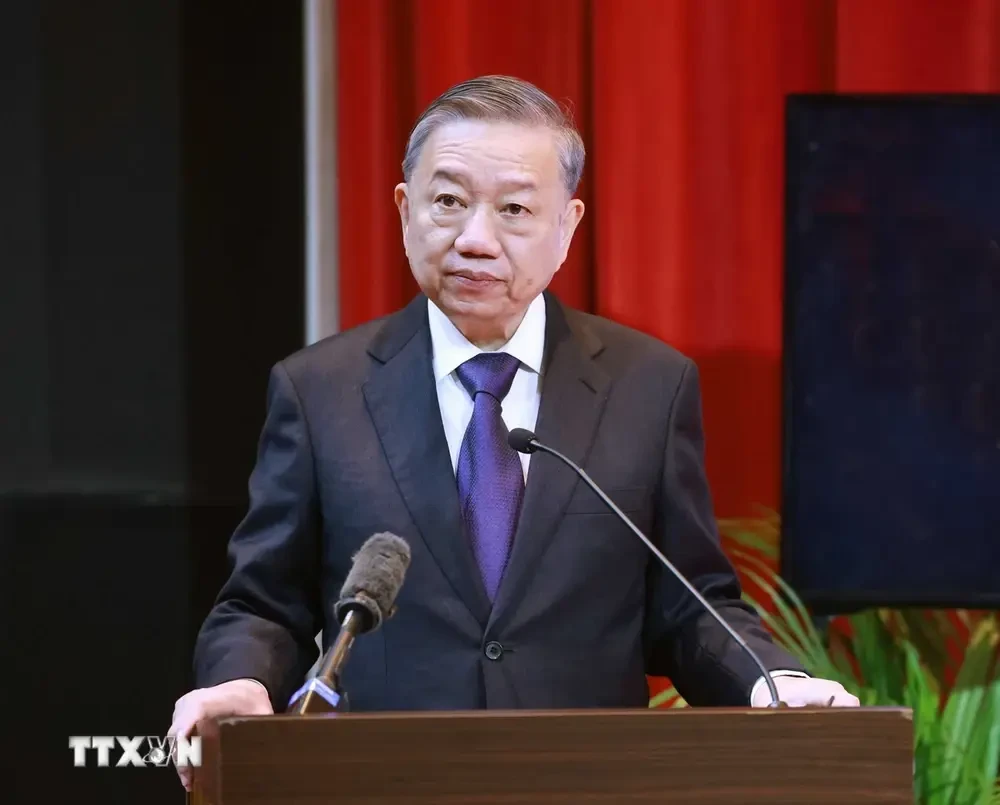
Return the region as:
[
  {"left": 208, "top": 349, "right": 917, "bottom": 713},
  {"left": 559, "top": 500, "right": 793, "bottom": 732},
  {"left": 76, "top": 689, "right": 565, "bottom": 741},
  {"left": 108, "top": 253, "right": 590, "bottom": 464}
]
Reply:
[{"left": 214, "top": 706, "right": 912, "bottom": 727}]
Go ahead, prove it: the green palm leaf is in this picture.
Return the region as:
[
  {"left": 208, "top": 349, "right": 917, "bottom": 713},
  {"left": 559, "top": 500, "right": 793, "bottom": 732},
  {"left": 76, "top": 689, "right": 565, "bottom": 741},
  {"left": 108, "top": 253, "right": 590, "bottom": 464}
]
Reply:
[
  {"left": 648, "top": 684, "right": 687, "bottom": 709},
  {"left": 723, "top": 530, "right": 779, "bottom": 558},
  {"left": 896, "top": 610, "right": 958, "bottom": 683},
  {"left": 729, "top": 549, "right": 826, "bottom": 657},
  {"left": 853, "top": 610, "right": 908, "bottom": 703},
  {"left": 936, "top": 619, "right": 1000, "bottom": 805}
]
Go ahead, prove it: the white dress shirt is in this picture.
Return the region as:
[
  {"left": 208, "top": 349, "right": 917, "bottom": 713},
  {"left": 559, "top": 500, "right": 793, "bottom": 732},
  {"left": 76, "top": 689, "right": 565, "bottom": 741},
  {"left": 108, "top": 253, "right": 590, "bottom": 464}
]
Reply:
[{"left": 427, "top": 293, "right": 546, "bottom": 481}]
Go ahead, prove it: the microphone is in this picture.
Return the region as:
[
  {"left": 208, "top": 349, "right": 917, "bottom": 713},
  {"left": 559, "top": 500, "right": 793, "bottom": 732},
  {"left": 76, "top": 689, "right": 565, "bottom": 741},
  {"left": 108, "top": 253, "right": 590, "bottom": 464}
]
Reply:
[
  {"left": 507, "top": 428, "right": 786, "bottom": 708},
  {"left": 288, "top": 532, "right": 411, "bottom": 714}
]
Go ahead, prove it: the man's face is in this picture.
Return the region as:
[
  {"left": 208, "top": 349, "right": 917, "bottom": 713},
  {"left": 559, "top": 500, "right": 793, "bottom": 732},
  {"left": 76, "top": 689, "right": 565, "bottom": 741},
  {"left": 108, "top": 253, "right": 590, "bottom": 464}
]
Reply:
[{"left": 395, "top": 120, "right": 584, "bottom": 344}]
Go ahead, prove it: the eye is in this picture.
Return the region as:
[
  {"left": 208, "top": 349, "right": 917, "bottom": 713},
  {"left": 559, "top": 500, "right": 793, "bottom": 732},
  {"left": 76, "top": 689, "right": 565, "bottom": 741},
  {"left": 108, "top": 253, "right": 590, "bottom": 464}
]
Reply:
[
  {"left": 435, "top": 194, "right": 462, "bottom": 208},
  {"left": 502, "top": 203, "right": 528, "bottom": 216}
]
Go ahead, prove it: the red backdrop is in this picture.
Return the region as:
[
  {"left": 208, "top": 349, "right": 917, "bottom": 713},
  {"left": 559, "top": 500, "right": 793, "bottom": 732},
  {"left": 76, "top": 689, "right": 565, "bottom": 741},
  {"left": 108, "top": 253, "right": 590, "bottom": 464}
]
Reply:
[{"left": 337, "top": 0, "right": 1000, "bottom": 522}]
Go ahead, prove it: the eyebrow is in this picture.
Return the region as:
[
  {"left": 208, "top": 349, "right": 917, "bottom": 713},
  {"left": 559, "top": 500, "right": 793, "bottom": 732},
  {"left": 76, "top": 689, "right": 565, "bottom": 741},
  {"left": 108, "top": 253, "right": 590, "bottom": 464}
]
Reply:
[
  {"left": 497, "top": 177, "right": 539, "bottom": 192},
  {"left": 430, "top": 169, "right": 538, "bottom": 193},
  {"left": 430, "top": 169, "right": 469, "bottom": 187}
]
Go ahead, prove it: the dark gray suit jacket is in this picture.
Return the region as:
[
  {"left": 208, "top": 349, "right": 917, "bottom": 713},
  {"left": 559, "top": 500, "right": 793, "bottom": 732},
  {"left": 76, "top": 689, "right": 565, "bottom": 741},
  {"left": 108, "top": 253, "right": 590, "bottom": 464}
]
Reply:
[{"left": 194, "top": 292, "right": 802, "bottom": 711}]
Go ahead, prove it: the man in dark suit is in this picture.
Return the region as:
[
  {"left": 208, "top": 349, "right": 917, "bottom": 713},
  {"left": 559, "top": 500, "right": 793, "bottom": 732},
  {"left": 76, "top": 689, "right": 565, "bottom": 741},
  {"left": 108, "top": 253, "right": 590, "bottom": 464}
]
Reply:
[{"left": 170, "top": 75, "right": 856, "bottom": 791}]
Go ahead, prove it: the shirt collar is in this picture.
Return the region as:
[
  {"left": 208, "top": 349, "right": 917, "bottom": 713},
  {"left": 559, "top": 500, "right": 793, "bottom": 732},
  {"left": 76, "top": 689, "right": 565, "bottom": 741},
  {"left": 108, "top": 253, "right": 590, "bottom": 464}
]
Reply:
[{"left": 428, "top": 293, "right": 546, "bottom": 382}]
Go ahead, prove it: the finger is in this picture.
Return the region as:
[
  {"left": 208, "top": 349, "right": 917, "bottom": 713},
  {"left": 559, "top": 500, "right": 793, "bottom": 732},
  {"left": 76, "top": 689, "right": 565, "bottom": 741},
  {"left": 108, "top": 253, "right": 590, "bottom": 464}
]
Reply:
[
  {"left": 253, "top": 698, "right": 275, "bottom": 716},
  {"left": 168, "top": 693, "right": 191, "bottom": 732},
  {"left": 170, "top": 711, "right": 198, "bottom": 740},
  {"left": 168, "top": 696, "right": 193, "bottom": 738},
  {"left": 169, "top": 709, "right": 202, "bottom": 789},
  {"left": 804, "top": 692, "right": 857, "bottom": 707},
  {"left": 168, "top": 720, "right": 196, "bottom": 789},
  {"left": 785, "top": 693, "right": 834, "bottom": 707},
  {"left": 817, "top": 686, "right": 857, "bottom": 706},
  {"left": 178, "top": 764, "right": 193, "bottom": 791}
]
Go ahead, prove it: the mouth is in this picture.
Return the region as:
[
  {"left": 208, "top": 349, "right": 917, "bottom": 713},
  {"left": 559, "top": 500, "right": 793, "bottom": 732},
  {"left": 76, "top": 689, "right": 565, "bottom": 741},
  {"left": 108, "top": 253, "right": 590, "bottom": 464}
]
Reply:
[{"left": 447, "top": 269, "right": 503, "bottom": 283}]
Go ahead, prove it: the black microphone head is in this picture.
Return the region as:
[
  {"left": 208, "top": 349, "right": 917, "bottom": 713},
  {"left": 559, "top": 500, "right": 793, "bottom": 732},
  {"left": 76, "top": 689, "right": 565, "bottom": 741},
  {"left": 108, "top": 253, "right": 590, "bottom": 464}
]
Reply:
[
  {"left": 333, "top": 532, "right": 411, "bottom": 633},
  {"left": 508, "top": 428, "right": 539, "bottom": 454}
]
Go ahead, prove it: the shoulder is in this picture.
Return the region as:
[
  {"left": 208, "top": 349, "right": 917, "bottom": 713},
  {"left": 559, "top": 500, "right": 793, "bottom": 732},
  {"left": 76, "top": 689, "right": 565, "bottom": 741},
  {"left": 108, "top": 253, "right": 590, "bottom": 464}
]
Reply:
[
  {"left": 554, "top": 302, "right": 705, "bottom": 434},
  {"left": 277, "top": 293, "right": 427, "bottom": 381},
  {"left": 562, "top": 305, "right": 694, "bottom": 378},
  {"left": 281, "top": 316, "right": 389, "bottom": 376},
  {"left": 265, "top": 311, "right": 403, "bottom": 406}
]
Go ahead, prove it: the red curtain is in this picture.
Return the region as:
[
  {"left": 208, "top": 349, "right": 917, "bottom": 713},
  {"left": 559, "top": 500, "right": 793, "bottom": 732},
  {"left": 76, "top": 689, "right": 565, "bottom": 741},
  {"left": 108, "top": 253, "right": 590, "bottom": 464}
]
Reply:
[{"left": 337, "top": 0, "right": 1000, "bottom": 518}]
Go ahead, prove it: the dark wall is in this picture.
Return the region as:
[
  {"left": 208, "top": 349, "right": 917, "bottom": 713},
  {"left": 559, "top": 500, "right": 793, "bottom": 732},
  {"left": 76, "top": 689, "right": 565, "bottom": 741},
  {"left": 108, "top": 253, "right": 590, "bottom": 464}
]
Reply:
[{"left": 0, "top": 2, "right": 305, "bottom": 802}]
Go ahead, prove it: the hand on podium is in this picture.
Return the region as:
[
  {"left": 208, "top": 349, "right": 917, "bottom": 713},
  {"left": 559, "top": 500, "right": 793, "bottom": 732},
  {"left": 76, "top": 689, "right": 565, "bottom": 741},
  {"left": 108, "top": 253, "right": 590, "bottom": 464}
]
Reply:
[
  {"left": 168, "top": 679, "right": 273, "bottom": 791},
  {"left": 751, "top": 675, "right": 860, "bottom": 708}
]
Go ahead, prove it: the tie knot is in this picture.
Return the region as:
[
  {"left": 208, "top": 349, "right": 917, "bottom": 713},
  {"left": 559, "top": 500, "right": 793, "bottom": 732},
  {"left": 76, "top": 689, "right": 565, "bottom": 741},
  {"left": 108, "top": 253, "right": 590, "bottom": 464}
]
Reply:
[{"left": 456, "top": 352, "right": 521, "bottom": 402}]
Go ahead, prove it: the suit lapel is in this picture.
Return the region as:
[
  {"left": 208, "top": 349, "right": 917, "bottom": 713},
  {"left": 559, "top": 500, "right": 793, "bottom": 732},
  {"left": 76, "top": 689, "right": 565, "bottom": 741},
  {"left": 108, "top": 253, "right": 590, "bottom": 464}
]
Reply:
[
  {"left": 487, "top": 293, "right": 611, "bottom": 633},
  {"left": 362, "top": 296, "right": 492, "bottom": 627}
]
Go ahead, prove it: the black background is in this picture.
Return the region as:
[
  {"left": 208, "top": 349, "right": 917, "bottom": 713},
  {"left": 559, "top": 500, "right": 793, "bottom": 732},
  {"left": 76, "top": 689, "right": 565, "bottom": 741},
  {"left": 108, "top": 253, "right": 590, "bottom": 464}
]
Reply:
[{"left": 1, "top": 2, "right": 305, "bottom": 802}]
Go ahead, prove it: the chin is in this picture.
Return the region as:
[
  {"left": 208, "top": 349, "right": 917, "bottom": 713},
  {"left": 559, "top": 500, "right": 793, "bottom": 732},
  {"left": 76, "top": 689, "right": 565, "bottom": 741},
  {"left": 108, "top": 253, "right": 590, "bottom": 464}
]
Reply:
[{"left": 439, "top": 286, "right": 506, "bottom": 313}]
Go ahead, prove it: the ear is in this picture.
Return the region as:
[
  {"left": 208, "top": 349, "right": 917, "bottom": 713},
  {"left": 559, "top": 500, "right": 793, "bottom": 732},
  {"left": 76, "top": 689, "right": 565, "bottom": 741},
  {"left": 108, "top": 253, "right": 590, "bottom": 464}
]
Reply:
[
  {"left": 557, "top": 198, "right": 585, "bottom": 265},
  {"left": 394, "top": 183, "right": 410, "bottom": 252}
]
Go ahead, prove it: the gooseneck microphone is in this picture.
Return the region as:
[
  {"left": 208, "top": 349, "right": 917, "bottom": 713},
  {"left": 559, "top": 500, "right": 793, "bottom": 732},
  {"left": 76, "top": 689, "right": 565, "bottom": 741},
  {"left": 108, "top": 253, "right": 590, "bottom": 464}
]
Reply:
[
  {"left": 507, "top": 428, "right": 786, "bottom": 708},
  {"left": 288, "top": 532, "right": 411, "bottom": 714}
]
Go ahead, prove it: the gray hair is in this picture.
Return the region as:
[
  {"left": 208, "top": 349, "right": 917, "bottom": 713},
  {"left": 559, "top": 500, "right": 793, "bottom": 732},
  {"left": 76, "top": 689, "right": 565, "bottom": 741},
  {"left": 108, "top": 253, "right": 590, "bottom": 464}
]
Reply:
[{"left": 401, "top": 75, "right": 586, "bottom": 195}]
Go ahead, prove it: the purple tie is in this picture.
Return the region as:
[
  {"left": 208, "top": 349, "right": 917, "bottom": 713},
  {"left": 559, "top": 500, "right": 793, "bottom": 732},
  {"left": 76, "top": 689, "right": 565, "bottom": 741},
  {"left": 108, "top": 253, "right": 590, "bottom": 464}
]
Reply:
[{"left": 455, "top": 352, "right": 524, "bottom": 602}]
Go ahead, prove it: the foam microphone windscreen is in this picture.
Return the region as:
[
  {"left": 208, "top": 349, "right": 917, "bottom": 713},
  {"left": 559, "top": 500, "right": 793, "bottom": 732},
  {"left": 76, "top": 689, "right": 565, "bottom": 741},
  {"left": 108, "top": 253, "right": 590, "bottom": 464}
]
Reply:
[
  {"left": 333, "top": 532, "right": 411, "bottom": 632},
  {"left": 507, "top": 427, "right": 538, "bottom": 454}
]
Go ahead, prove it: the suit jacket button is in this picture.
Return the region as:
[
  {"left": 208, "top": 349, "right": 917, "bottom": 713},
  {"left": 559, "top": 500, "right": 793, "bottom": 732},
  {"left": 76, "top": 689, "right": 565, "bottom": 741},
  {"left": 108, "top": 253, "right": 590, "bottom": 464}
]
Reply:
[{"left": 484, "top": 641, "right": 503, "bottom": 661}]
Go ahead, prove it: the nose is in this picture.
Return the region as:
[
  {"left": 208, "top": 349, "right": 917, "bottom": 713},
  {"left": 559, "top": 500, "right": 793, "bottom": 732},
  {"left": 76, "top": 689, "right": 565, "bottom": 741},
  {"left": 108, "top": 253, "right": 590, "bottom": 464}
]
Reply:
[{"left": 454, "top": 206, "right": 501, "bottom": 259}]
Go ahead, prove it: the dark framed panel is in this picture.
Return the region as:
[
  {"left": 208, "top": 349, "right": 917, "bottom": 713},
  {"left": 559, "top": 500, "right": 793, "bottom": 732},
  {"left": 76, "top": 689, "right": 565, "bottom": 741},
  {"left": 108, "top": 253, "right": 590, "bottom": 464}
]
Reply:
[{"left": 782, "top": 94, "right": 1000, "bottom": 613}]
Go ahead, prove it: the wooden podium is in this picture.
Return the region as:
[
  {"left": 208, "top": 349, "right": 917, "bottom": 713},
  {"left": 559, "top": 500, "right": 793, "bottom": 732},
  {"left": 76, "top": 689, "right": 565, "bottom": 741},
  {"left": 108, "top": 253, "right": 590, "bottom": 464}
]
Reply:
[{"left": 189, "top": 707, "right": 912, "bottom": 804}]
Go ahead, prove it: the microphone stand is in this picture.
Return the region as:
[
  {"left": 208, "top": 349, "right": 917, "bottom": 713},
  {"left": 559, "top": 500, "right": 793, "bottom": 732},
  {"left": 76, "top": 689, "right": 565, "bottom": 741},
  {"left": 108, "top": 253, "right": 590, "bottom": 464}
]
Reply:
[
  {"left": 287, "top": 609, "right": 366, "bottom": 715},
  {"left": 522, "top": 435, "right": 787, "bottom": 708}
]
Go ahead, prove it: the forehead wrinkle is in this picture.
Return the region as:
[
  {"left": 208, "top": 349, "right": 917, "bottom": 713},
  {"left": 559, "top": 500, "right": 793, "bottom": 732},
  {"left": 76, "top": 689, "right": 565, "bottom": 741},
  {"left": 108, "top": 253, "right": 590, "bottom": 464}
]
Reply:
[
  {"left": 430, "top": 167, "right": 539, "bottom": 197},
  {"left": 417, "top": 124, "right": 559, "bottom": 192}
]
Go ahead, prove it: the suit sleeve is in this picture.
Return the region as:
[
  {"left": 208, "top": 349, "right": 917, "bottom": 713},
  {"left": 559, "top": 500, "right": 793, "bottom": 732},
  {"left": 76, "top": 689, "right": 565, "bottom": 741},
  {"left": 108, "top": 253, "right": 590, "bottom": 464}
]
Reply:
[
  {"left": 193, "top": 361, "right": 322, "bottom": 709},
  {"left": 643, "top": 359, "right": 804, "bottom": 705}
]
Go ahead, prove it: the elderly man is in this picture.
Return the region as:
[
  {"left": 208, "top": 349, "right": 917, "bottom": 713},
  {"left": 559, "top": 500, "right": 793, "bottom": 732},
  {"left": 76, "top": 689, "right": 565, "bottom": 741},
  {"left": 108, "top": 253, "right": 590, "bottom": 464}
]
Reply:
[{"left": 170, "top": 75, "right": 856, "bottom": 791}]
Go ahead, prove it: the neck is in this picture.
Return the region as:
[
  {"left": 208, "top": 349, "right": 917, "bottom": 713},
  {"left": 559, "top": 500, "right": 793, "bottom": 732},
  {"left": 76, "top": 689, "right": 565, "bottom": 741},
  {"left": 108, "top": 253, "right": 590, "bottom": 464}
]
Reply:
[
  {"left": 469, "top": 335, "right": 508, "bottom": 350},
  {"left": 454, "top": 310, "right": 529, "bottom": 350}
]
